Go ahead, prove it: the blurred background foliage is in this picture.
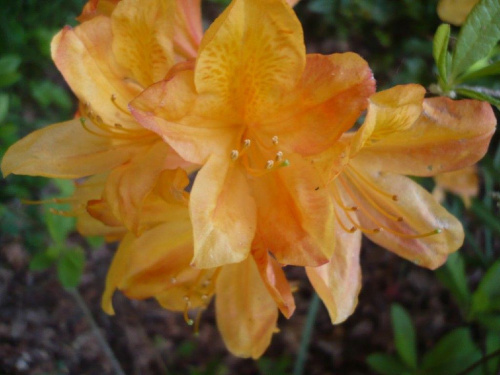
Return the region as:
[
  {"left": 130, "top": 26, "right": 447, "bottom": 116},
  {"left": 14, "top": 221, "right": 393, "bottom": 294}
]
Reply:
[{"left": 1, "top": 0, "right": 499, "bottom": 374}]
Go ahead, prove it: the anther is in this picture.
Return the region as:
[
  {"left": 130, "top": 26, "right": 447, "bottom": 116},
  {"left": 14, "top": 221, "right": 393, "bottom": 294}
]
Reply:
[
  {"left": 230, "top": 150, "right": 239, "bottom": 160},
  {"left": 201, "top": 294, "right": 209, "bottom": 301},
  {"left": 243, "top": 139, "right": 251, "bottom": 148},
  {"left": 392, "top": 195, "right": 399, "bottom": 201},
  {"left": 114, "top": 123, "right": 123, "bottom": 129},
  {"left": 170, "top": 277, "right": 177, "bottom": 284},
  {"left": 275, "top": 151, "right": 283, "bottom": 162},
  {"left": 266, "top": 160, "right": 275, "bottom": 170},
  {"left": 272, "top": 135, "right": 279, "bottom": 145},
  {"left": 183, "top": 295, "right": 190, "bottom": 302}
]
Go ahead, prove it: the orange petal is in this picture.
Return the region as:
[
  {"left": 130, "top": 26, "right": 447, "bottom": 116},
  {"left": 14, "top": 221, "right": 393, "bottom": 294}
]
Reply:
[
  {"left": 102, "top": 217, "right": 196, "bottom": 314},
  {"left": 437, "top": 0, "right": 479, "bottom": 26},
  {"left": 195, "top": 0, "right": 305, "bottom": 124},
  {"left": 51, "top": 18, "right": 139, "bottom": 128},
  {"left": 130, "top": 71, "right": 237, "bottom": 164},
  {"left": 1, "top": 119, "right": 146, "bottom": 178},
  {"left": 306, "top": 207, "right": 362, "bottom": 323},
  {"left": 190, "top": 156, "right": 257, "bottom": 268},
  {"left": 253, "top": 153, "right": 335, "bottom": 267},
  {"left": 101, "top": 141, "right": 187, "bottom": 234},
  {"left": 252, "top": 244, "right": 295, "bottom": 318},
  {"left": 433, "top": 165, "right": 479, "bottom": 208},
  {"left": 215, "top": 256, "right": 278, "bottom": 359},
  {"left": 174, "top": 0, "right": 203, "bottom": 60},
  {"left": 269, "top": 53, "right": 375, "bottom": 156},
  {"left": 354, "top": 97, "right": 496, "bottom": 176},
  {"left": 111, "top": 0, "right": 175, "bottom": 88},
  {"left": 338, "top": 160, "right": 464, "bottom": 269},
  {"left": 77, "top": 0, "right": 120, "bottom": 22},
  {"left": 350, "top": 84, "right": 425, "bottom": 156}
]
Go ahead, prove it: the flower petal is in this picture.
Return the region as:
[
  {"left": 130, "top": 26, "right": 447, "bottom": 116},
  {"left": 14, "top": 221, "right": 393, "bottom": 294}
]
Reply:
[
  {"left": 190, "top": 156, "right": 257, "bottom": 268},
  {"left": 350, "top": 84, "right": 425, "bottom": 156},
  {"left": 195, "top": 0, "right": 305, "bottom": 124},
  {"left": 252, "top": 244, "right": 295, "bottom": 318},
  {"left": 111, "top": 0, "right": 175, "bottom": 88},
  {"left": 102, "top": 217, "right": 196, "bottom": 314},
  {"left": 269, "top": 53, "right": 375, "bottom": 156},
  {"left": 433, "top": 165, "right": 479, "bottom": 208},
  {"left": 173, "top": 0, "right": 203, "bottom": 60},
  {"left": 77, "top": 0, "right": 119, "bottom": 22},
  {"left": 51, "top": 18, "right": 139, "bottom": 127},
  {"left": 215, "top": 256, "right": 278, "bottom": 359},
  {"left": 1, "top": 119, "right": 146, "bottom": 178},
  {"left": 306, "top": 210, "right": 362, "bottom": 324},
  {"left": 253, "top": 153, "right": 335, "bottom": 266},
  {"left": 354, "top": 97, "right": 496, "bottom": 176},
  {"left": 338, "top": 160, "right": 464, "bottom": 269},
  {"left": 130, "top": 71, "right": 237, "bottom": 164}
]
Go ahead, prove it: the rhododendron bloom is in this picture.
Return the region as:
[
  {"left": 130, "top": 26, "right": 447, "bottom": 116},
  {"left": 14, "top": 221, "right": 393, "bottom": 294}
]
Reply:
[
  {"left": 433, "top": 165, "right": 479, "bottom": 208},
  {"left": 1, "top": 0, "right": 201, "bottom": 236},
  {"left": 306, "top": 85, "right": 495, "bottom": 323},
  {"left": 131, "top": 0, "right": 376, "bottom": 269}
]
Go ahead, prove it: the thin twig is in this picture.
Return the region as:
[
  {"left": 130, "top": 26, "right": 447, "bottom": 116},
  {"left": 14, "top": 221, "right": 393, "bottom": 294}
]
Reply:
[
  {"left": 293, "top": 292, "right": 321, "bottom": 375},
  {"left": 455, "top": 348, "right": 500, "bottom": 375},
  {"left": 69, "top": 288, "right": 126, "bottom": 375}
]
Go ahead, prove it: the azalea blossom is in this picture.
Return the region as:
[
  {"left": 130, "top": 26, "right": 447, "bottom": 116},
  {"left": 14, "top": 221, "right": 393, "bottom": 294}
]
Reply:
[
  {"left": 131, "top": 0, "right": 376, "bottom": 269},
  {"left": 306, "top": 85, "right": 495, "bottom": 323},
  {"left": 433, "top": 165, "right": 479, "bottom": 208},
  {"left": 1, "top": 0, "right": 200, "bottom": 237}
]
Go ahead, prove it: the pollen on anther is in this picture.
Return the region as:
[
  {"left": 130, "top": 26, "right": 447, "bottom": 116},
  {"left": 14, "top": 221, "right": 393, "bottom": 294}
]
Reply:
[
  {"left": 275, "top": 151, "right": 283, "bottom": 162},
  {"left": 266, "top": 160, "right": 275, "bottom": 169},
  {"left": 201, "top": 294, "right": 209, "bottom": 301},
  {"left": 183, "top": 295, "right": 190, "bottom": 302},
  {"left": 272, "top": 135, "right": 279, "bottom": 145},
  {"left": 170, "top": 277, "right": 177, "bottom": 284},
  {"left": 392, "top": 195, "right": 399, "bottom": 201},
  {"left": 243, "top": 139, "right": 251, "bottom": 148},
  {"left": 230, "top": 150, "right": 239, "bottom": 160}
]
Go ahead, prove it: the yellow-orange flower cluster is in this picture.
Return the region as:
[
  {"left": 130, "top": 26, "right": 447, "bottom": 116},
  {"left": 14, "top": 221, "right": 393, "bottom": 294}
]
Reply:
[{"left": 1, "top": 0, "right": 496, "bottom": 358}]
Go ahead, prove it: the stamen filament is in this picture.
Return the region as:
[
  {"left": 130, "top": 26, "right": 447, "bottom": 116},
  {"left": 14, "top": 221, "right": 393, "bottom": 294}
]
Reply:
[
  {"left": 111, "top": 94, "right": 130, "bottom": 115},
  {"left": 349, "top": 166, "right": 398, "bottom": 201}
]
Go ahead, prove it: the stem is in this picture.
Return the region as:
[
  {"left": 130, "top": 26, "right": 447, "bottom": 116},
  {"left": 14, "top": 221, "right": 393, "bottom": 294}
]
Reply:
[
  {"left": 69, "top": 288, "right": 126, "bottom": 375},
  {"left": 293, "top": 292, "right": 321, "bottom": 375},
  {"left": 455, "top": 348, "right": 500, "bottom": 375}
]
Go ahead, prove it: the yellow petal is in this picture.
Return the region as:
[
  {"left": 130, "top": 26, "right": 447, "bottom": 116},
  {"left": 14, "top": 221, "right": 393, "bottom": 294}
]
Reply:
[
  {"left": 253, "top": 153, "right": 335, "bottom": 266},
  {"left": 215, "top": 256, "right": 278, "bottom": 359},
  {"left": 130, "top": 70, "right": 237, "bottom": 164},
  {"left": 354, "top": 97, "right": 496, "bottom": 176},
  {"left": 269, "top": 53, "right": 374, "bottom": 156},
  {"left": 195, "top": 0, "right": 305, "bottom": 124},
  {"left": 190, "top": 156, "right": 257, "bottom": 268},
  {"left": 1, "top": 119, "right": 146, "bottom": 178},
  {"left": 77, "top": 0, "right": 119, "bottom": 22},
  {"left": 437, "top": 0, "right": 479, "bottom": 26},
  {"left": 338, "top": 160, "right": 464, "bottom": 269},
  {"left": 433, "top": 165, "right": 479, "bottom": 208},
  {"left": 350, "top": 84, "right": 425, "bottom": 156},
  {"left": 111, "top": 0, "right": 175, "bottom": 88},
  {"left": 51, "top": 18, "right": 139, "bottom": 128},
  {"left": 306, "top": 208, "right": 362, "bottom": 323},
  {"left": 101, "top": 141, "right": 187, "bottom": 234},
  {"left": 102, "top": 217, "right": 195, "bottom": 314},
  {"left": 252, "top": 245, "right": 295, "bottom": 318},
  {"left": 174, "top": 0, "right": 203, "bottom": 60}
]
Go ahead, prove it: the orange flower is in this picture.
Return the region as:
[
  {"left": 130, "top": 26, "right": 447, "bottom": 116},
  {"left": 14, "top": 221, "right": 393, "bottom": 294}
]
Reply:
[
  {"left": 1, "top": 0, "right": 199, "bottom": 236},
  {"left": 131, "top": 0, "right": 376, "bottom": 269},
  {"left": 306, "top": 85, "right": 495, "bottom": 323},
  {"left": 437, "top": 0, "right": 479, "bottom": 26},
  {"left": 433, "top": 165, "right": 479, "bottom": 208}
]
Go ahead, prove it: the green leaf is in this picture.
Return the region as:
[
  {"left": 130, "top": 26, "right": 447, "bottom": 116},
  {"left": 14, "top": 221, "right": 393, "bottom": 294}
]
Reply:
[
  {"left": 86, "top": 236, "right": 105, "bottom": 249},
  {"left": 433, "top": 24, "right": 451, "bottom": 83},
  {"left": 57, "top": 248, "right": 85, "bottom": 289},
  {"left": 0, "top": 55, "right": 22, "bottom": 88},
  {"left": 29, "top": 250, "right": 57, "bottom": 271},
  {"left": 459, "top": 59, "right": 500, "bottom": 81},
  {"left": 471, "top": 259, "right": 500, "bottom": 314},
  {"left": 366, "top": 353, "right": 411, "bottom": 375},
  {"left": 0, "top": 94, "right": 9, "bottom": 123},
  {"left": 421, "top": 328, "right": 482, "bottom": 375},
  {"left": 436, "top": 252, "right": 471, "bottom": 311},
  {"left": 451, "top": 0, "right": 500, "bottom": 80},
  {"left": 44, "top": 205, "right": 76, "bottom": 246},
  {"left": 476, "top": 313, "right": 500, "bottom": 330},
  {"left": 391, "top": 304, "right": 418, "bottom": 369},
  {"left": 456, "top": 87, "right": 500, "bottom": 109},
  {"left": 486, "top": 331, "right": 500, "bottom": 374}
]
